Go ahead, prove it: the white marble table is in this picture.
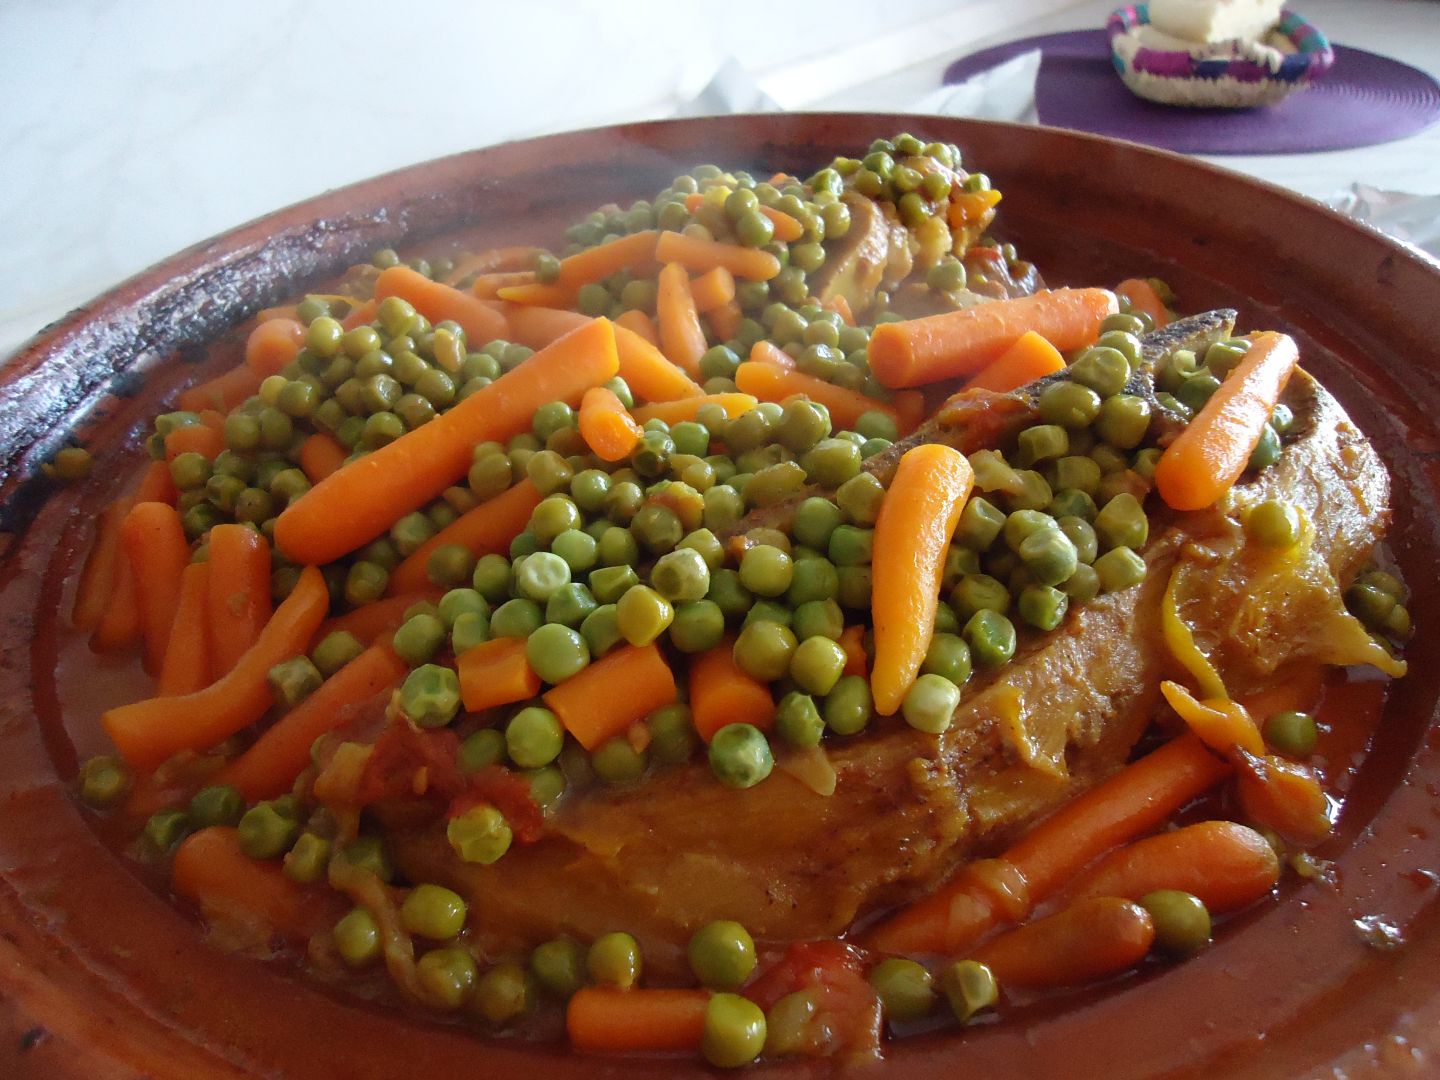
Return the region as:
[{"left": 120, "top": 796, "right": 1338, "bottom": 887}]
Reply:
[{"left": 2, "top": 0, "right": 1435, "bottom": 359}]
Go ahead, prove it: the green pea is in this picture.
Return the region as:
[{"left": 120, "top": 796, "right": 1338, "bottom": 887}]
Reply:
[
  {"left": 775, "top": 691, "right": 825, "bottom": 748},
  {"left": 447, "top": 805, "right": 512, "bottom": 865},
  {"left": 801, "top": 438, "right": 862, "bottom": 486},
  {"left": 870, "top": 957, "right": 935, "bottom": 1022},
  {"left": 1245, "top": 500, "right": 1301, "bottom": 547},
  {"left": 1095, "top": 394, "right": 1152, "bottom": 450},
  {"left": 402, "top": 883, "right": 468, "bottom": 941},
  {"left": 458, "top": 728, "right": 507, "bottom": 773},
  {"left": 1204, "top": 338, "right": 1251, "bottom": 376},
  {"left": 1264, "top": 710, "right": 1318, "bottom": 757},
  {"left": 268, "top": 656, "right": 322, "bottom": 709},
  {"left": 788, "top": 598, "right": 840, "bottom": 643},
  {"left": 514, "top": 550, "right": 571, "bottom": 604},
  {"left": 142, "top": 808, "right": 190, "bottom": 852},
  {"left": 734, "top": 544, "right": 790, "bottom": 598},
  {"left": 792, "top": 497, "right": 842, "bottom": 549},
  {"left": 650, "top": 547, "right": 712, "bottom": 603},
  {"left": 587, "top": 931, "right": 642, "bottom": 988},
  {"left": 1052, "top": 454, "right": 1103, "bottom": 496},
  {"left": 281, "top": 832, "right": 331, "bottom": 885},
  {"left": 1063, "top": 563, "right": 1102, "bottom": 603},
  {"left": 393, "top": 612, "right": 446, "bottom": 665},
  {"left": 708, "top": 723, "right": 774, "bottom": 789},
  {"left": 902, "top": 673, "right": 961, "bottom": 734},
  {"left": 400, "top": 663, "right": 461, "bottom": 727},
  {"left": 1039, "top": 381, "right": 1103, "bottom": 428},
  {"left": 836, "top": 565, "right": 873, "bottom": 610},
  {"left": 1090, "top": 443, "right": 1129, "bottom": 475},
  {"left": 830, "top": 473, "right": 880, "bottom": 528},
  {"left": 964, "top": 610, "right": 1017, "bottom": 667},
  {"left": 237, "top": 800, "right": 297, "bottom": 859},
  {"left": 789, "top": 635, "right": 846, "bottom": 696},
  {"left": 1141, "top": 890, "right": 1212, "bottom": 955},
  {"left": 416, "top": 945, "right": 478, "bottom": 1011},
  {"left": 472, "top": 962, "right": 536, "bottom": 1026},
  {"left": 341, "top": 834, "right": 394, "bottom": 881},
  {"left": 531, "top": 938, "right": 588, "bottom": 999},
  {"left": 1018, "top": 583, "right": 1070, "bottom": 631},
  {"left": 585, "top": 565, "right": 635, "bottom": 608},
  {"left": 942, "top": 959, "right": 998, "bottom": 1022},
  {"left": 733, "top": 619, "right": 797, "bottom": 682},
  {"left": 1094, "top": 493, "right": 1148, "bottom": 551},
  {"left": 1176, "top": 371, "right": 1222, "bottom": 413},
  {"left": 334, "top": 908, "right": 381, "bottom": 967},
  {"left": 546, "top": 582, "right": 598, "bottom": 629},
  {"left": 824, "top": 674, "right": 872, "bottom": 736},
  {"left": 1070, "top": 346, "right": 1132, "bottom": 399},
  {"left": 467, "top": 554, "right": 510, "bottom": 602},
  {"left": 1249, "top": 424, "right": 1283, "bottom": 471},
  {"left": 596, "top": 525, "right": 641, "bottom": 568},
  {"left": 784, "top": 557, "right": 837, "bottom": 606},
  {"left": 491, "top": 598, "right": 543, "bottom": 639},
  {"left": 951, "top": 573, "right": 1011, "bottom": 621},
  {"left": 951, "top": 497, "right": 1003, "bottom": 553},
  {"left": 923, "top": 633, "right": 972, "bottom": 686},
  {"left": 702, "top": 992, "right": 767, "bottom": 1069},
  {"left": 616, "top": 585, "right": 674, "bottom": 646},
  {"left": 827, "top": 525, "right": 874, "bottom": 567},
  {"left": 1097, "top": 329, "right": 1143, "bottom": 365},
  {"left": 1019, "top": 528, "right": 1079, "bottom": 587},
  {"left": 702, "top": 485, "right": 746, "bottom": 532},
  {"left": 580, "top": 604, "right": 623, "bottom": 657},
  {"left": 1003, "top": 470, "right": 1053, "bottom": 514},
  {"left": 1057, "top": 516, "right": 1099, "bottom": 564},
  {"left": 188, "top": 784, "right": 244, "bottom": 829},
  {"left": 77, "top": 755, "right": 131, "bottom": 808},
  {"left": 525, "top": 624, "right": 590, "bottom": 684},
  {"left": 1094, "top": 546, "right": 1147, "bottom": 592},
  {"left": 668, "top": 600, "right": 725, "bottom": 653},
  {"left": 1018, "top": 425, "right": 1069, "bottom": 468}
]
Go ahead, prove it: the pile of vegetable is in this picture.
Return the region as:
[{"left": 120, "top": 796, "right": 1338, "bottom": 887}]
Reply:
[{"left": 63, "top": 133, "right": 1412, "bottom": 1068}]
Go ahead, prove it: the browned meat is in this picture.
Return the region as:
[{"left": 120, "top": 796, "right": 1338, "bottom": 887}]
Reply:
[{"left": 388, "top": 345, "right": 1392, "bottom": 975}]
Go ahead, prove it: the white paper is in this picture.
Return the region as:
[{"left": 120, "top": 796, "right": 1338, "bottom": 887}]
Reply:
[
  {"left": 1328, "top": 184, "right": 1440, "bottom": 259},
  {"left": 908, "top": 49, "right": 1042, "bottom": 124}
]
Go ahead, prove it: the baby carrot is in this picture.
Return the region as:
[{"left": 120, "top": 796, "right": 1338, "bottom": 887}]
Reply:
[
  {"left": 839, "top": 624, "right": 868, "bottom": 677},
  {"left": 567, "top": 987, "right": 710, "bottom": 1053},
  {"left": 298, "top": 432, "right": 348, "bottom": 483},
  {"left": 340, "top": 299, "right": 378, "bottom": 330},
  {"left": 388, "top": 480, "right": 541, "bottom": 595},
  {"left": 178, "top": 363, "right": 263, "bottom": 414},
  {"left": 134, "top": 459, "right": 178, "bottom": 505},
  {"left": 122, "top": 502, "right": 191, "bottom": 676},
  {"left": 312, "top": 591, "right": 440, "bottom": 647},
  {"left": 206, "top": 524, "right": 273, "bottom": 677},
  {"left": 495, "top": 282, "right": 577, "bottom": 308},
  {"left": 1070, "top": 820, "right": 1280, "bottom": 913},
  {"left": 243, "top": 317, "right": 306, "bottom": 377},
  {"left": 614, "top": 324, "right": 703, "bottom": 402},
  {"left": 824, "top": 295, "right": 856, "bottom": 327},
  {"left": 735, "top": 360, "right": 901, "bottom": 434},
  {"left": 681, "top": 192, "right": 805, "bottom": 243},
  {"left": 615, "top": 308, "right": 660, "bottom": 346},
  {"left": 443, "top": 245, "right": 545, "bottom": 286},
  {"left": 471, "top": 271, "right": 537, "bottom": 299},
  {"left": 102, "top": 565, "right": 330, "bottom": 768},
  {"left": 579, "top": 386, "right": 644, "bottom": 462},
  {"left": 688, "top": 266, "right": 737, "bottom": 312},
  {"left": 1233, "top": 748, "right": 1334, "bottom": 846},
  {"left": 631, "top": 393, "right": 757, "bottom": 427},
  {"left": 1154, "top": 332, "right": 1300, "bottom": 511},
  {"left": 456, "top": 637, "right": 541, "bottom": 713},
  {"left": 157, "top": 562, "right": 212, "bottom": 696},
  {"left": 73, "top": 498, "right": 130, "bottom": 632},
  {"left": 217, "top": 643, "right": 408, "bottom": 800},
  {"left": 869, "top": 444, "right": 974, "bottom": 716},
  {"left": 656, "top": 262, "right": 708, "bottom": 377},
  {"left": 689, "top": 639, "right": 775, "bottom": 742},
  {"left": 503, "top": 304, "right": 590, "bottom": 349},
  {"left": 275, "top": 318, "right": 616, "bottom": 566},
  {"left": 972, "top": 897, "right": 1154, "bottom": 990},
  {"left": 962, "top": 330, "right": 1066, "bottom": 393},
  {"left": 373, "top": 264, "right": 508, "bottom": 347},
  {"left": 654, "top": 231, "right": 781, "bottom": 281},
  {"left": 705, "top": 300, "right": 742, "bottom": 343},
  {"left": 868, "top": 288, "right": 1118, "bottom": 389},
  {"left": 90, "top": 546, "right": 141, "bottom": 652},
  {"left": 543, "top": 643, "right": 679, "bottom": 751},
  {"left": 164, "top": 423, "right": 225, "bottom": 462},
  {"left": 1116, "top": 278, "right": 1171, "bottom": 329},
  {"left": 557, "top": 230, "right": 658, "bottom": 290}
]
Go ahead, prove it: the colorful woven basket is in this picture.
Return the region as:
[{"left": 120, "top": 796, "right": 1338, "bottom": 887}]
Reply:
[{"left": 1108, "top": 4, "right": 1334, "bottom": 108}]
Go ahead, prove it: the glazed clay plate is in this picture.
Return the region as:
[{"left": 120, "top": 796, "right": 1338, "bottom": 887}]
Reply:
[{"left": 3, "top": 115, "right": 1440, "bottom": 1079}]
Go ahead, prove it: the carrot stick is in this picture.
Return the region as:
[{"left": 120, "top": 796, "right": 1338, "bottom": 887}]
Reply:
[
  {"left": 244, "top": 317, "right": 306, "bottom": 377},
  {"left": 503, "top": 304, "right": 592, "bottom": 349},
  {"left": 340, "top": 299, "right": 378, "bottom": 330},
  {"left": 866, "top": 734, "right": 1230, "bottom": 954},
  {"left": 164, "top": 423, "right": 225, "bottom": 462},
  {"left": 158, "top": 562, "right": 212, "bottom": 696},
  {"left": 456, "top": 637, "right": 541, "bottom": 713},
  {"left": 1160, "top": 680, "right": 1265, "bottom": 757},
  {"left": 557, "top": 230, "right": 658, "bottom": 290},
  {"left": 206, "top": 524, "right": 273, "bottom": 677},
  {"left": 217, "top": 644, "right": 408, "bottom": 800},
  {"left": 172, "top": 827, "right": 338, "bottom": 942},
  {"left": 73, "top": 499, "right": 130, "bottom": 632},
  {"left": 313, "top": 591, "right": 441, "bottom": 647},
  {"left": 1154, "top": 332, "right": 1300, "bottom": 512},
  {"left": 615, "top": 308, "right": 660, "bottom": 346},
  {"left": 542, "top": 643, "right": 678, "bottom": 751},
  {"left": 102, "top": 565, "right": 330, "bottom": 768},
  {"left": 298, "top": 432, "right": 348, "bottom": 483},
  {"left": 631, "top": 393, "right": 757, "bottom": 427},
  {"left": 567, "top": 987, "right": 710, "bottom": 1053},
  {"left": 735, "top": 361, "right": 901, "bottom": 434},
  {"left": 1070, "top": 820, "right": 1280, "bottom": 913},
  {"left": 444, "top": 245, "right": 545, "bottom": 286},
  {"left": 1116, "top": 278, "right": 1171, "bottom": 329},
  {"left": 134, "top": 459, "right": 178, "bottom": 505},
  {"left": 657, "top": 262, "right": 708, "bottom": 378},
  {"left": 689, "top": 639, "right": 775, "bottom": 742},
  {"left": 868, "top": 288, "right": 1118, "bottom": 389},
  {"left": 122, "top": 502, "right": 191, "bottom": 676},
  {"left": 962, "top": 330, "right": 1066, "bottom": 394},
  {"left": 706, "top": 300, "right": 742, "bottom": 343},
  {"left": 255, "top": 304, "right": 300, "bottom": 324},
  {"left": 178, "top": 363, "right": 263, "bottom": 413},
  {"left": 614, "top": 324, "right": 704, "bottom": 403},
  {"left": 373, "top": 265, "right": 507, "bottom": 347},
  {"left": 654, "top": 231, "right": 781, "bottom": 281},
  {"left": 91, "top": 544, "right": 142, "bottom": 652},
  {"left": 388, "top": 479, "right": 541, "bottom": 595},
  {"left": 870, "top": 444, "right": 974, "bottom": 715},
  {"left": 495, "top": 282, "right": 577, "bottom": 308},
  {"left": 1233, "top": 748, "right": 1333, "bottom": 846},
  {"left": 579, "top": 386, "right": 644, "bottom": 462},
  {"left": 749, "top": 340, "right": 794, "bottom": 370},
  {"left": 688, "top": 266, "right": 736, "bottom": 312},
  {"left": 972, "top": 897, "right": 1154, "bottom": 990},
  {"left": 470, "top": 270, "right": 537, "bottom": 299},
  {"left": 275, "top": 319, "right": 616, "bottom": 566},
  {"left": 839, "top": 624, "right": 868, "bottom": 677},
  {"left": 893, "top": 391, "right": 926, "bottom": 437},
  {"left": 825, "top": 295, "right": 856, "bottom": 327}
]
